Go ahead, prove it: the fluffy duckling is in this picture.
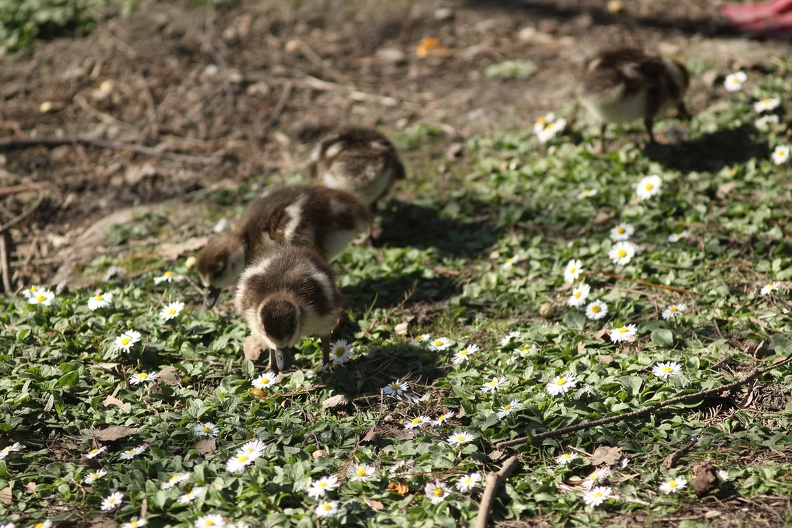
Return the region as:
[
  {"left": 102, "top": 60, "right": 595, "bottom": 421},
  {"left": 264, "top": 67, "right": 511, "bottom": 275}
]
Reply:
[
  {"left": 308, "top": 127, "right": 406, "bottom": 209},
  {"left": 235, "top": 246, "right": 343, "bottom": 373},
  {"left": 576, "top": 47, "right": 690, "bottom": 151},
  {"left": 197, "top": 185, "right": 370, "bottom": 308}
]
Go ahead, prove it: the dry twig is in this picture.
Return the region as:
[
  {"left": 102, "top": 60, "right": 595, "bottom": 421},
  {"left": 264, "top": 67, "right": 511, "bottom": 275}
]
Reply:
[
  {"left": 0, "top": 232, "right": 12, "bottom": 294},
  {"left": 496, "top": 347, "right": 792, "bottom": 449},
  {"left": 475, "top": 456, "right": 520, "bottom": 528},
  {"left": 0, "top": 192, "right": 45, "bottom": 235}
]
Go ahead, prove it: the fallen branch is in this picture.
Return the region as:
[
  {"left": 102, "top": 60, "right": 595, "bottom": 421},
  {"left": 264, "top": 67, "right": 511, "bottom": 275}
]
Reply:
[
  {"left": 0, "top": 232, "right": 12, "bottom": 294},
  {"left": 0, "top": 136, "right": 220, "bottom": 165},
  {"left": 583, "top": 269, "right": 691, "bottom": 294},
  {"left": 496, "top": 347, "right": 792, "bottom": 450},
  {"left": 475, "top": 455, "right": 520, "bottom": 528},
  {"left": 0, "top": 183, "right": 50, "bottom": 198},
  {"left": 0, "top": 191, "right": 45, "bottom": 235},
  {"left": 263, "top": 82, "right": 294, "bottom": 129}
]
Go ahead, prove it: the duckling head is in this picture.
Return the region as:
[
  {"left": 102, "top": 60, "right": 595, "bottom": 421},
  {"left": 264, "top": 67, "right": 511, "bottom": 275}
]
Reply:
[
  {"left": 196, "top": 235, "right": 246, "bottom": 308},
  {"left": 257, "top": 293, "right": 302, "bottom": 350}
]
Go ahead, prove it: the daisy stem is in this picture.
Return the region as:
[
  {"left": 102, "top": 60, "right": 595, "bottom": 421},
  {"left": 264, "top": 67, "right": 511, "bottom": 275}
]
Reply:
[{"left": 496, "top": 346, "right": 792, "bottom": 449}]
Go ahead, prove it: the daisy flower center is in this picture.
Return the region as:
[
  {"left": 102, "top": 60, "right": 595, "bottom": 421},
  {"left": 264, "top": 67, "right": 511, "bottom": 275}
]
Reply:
[
  {"left": 390, "top": 384, "right": 401, "bottom": 391},
  {"left": 169, "top": 309, "right": 176, "bottom": 315},
  {"left": 488, "top": 380, "right": 498, "bottom": 387},
  {"left": 670, "top": 307, "right": 678, "bottom": 312},
  {"left": 137, "top": 373, "right": 147, "bottom": 380},
  {"left": 205, "top": 521, "right": 216, "bottom": 527},
  {"left": 503, "top": 404, "right": 511, "bottom": 410},
  {"left": 555, "top": 378, "right": 567, "bottom": 386},
  {"left": 163, "top": 271, "right": 174, "bottom": 277},
  {"left": 334, "top": 347, "right": 344, "bottom": 356},
  {"left": 202, "top": 426, "right": 212, "bottom": 433},
  {"left": 433, "top": 340, "right": 444, "bottom": 346},
  {"left": 645, "top": 183, "right": 654, "bottom": 191},
  {"left": 238, "top": 455, "right": 249, "bottom": 463},
  {"left": 95, "top": 295, "right": 104, "bottom": 301},
  {"left": 574, "top": 291, "right": 582, "bottom": 299},
  {"left": 120, "top": 337, "right": 131, "bottom": 345},
  {"left": 36, "top": 295, "right": 47, "bottom": 302},
  {"left": 356, "top": 468, "right": 367, "bottom": 476},
  {"left": 411, "top": 418, "right": 422, "bottom": 424},
  {"left": 569, "top": 266, "right": 577, "bottom": 273},
  {"left": 591, "top": 305, "right": 601, "bottom": 312},
  {"left": 617, "top": 227, "right": 625, "bottom": 234},
  {"left": 617, "top": 249, "right": 627, "bottom": 258},
  {"left": 583, "top": 190, "right": 591, "bottom": 195},
  {"left": 460, "top": 350, "right": 469, "bottom": 356},
  {"left": 433, "top": 488, "right": 444, "bottom": 497},
  {"left": 593, "top": 491, "right": 603, "bottom": 498},
  {"left": 321, "top": 504, "right": 332, "bottom": 511},
  {"left": 669, "top": 480, "right": 678, "bottom": 488},
  {"left": 437, "top": 414, "right": 446, "bottom": 421},
  {"left": 456, "top": 435, "right": 466, "bottom": 442},
  {"left": 618, "top": 327, "right": 628, "bottom": 334},
  {"left": 662, "top": 366, "right": 673, "bottom": 373},
  {"left": 108, "top": 498, "right": 117, "bottom": 504},
  {"left": 261, "top": 377, "right": 270, "bottom": 384},
  {"left": 30, "top": 287, "right": 38, "bottom": 293},
  {"left": 318, "top": 482, "right": 328, "bottom": 489}
]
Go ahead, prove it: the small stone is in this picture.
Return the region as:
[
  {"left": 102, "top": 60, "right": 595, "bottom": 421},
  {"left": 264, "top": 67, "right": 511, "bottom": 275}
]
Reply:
[
  {"left": 539, "top": 303, "right": 555, "bottom": 318},
  {"left": 607, "top": 0, "right": 624, "bottom": 14},
  {"left": 312, "top": 449, "right": 329, "bottom": 459},
  {"left": 39, "top": 101, "right": 53, "bottom": 113},
  {"left": 434, "top": 7, "right": 454, "bottom": 20}
]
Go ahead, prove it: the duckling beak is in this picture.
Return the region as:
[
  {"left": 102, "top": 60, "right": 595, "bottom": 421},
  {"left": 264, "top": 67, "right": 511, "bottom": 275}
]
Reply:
[
  {"left": 204, "top": 287, "right": 221, "bottom": 308},
  {"left": 274, "top": 347, "right": 294, "bottom": 372}
]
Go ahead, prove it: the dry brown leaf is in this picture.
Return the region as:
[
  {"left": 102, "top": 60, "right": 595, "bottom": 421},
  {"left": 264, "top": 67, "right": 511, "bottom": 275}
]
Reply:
[
  {"left": 488, "top": 449, "right": 504, "bottom": 461},
  {"left": 250, "top": 388, "right": 267, "bottom": 399},
  {"left": 322, "top": 394, "right": 350, "bottom": 410},
  {"left": 576, "top": 342, "right": 587, "bottom": 355},
  {"left": 590, "top": 446, "right": 622, "bottom": 466},
  {"left": 89, "top": 520, "right": 119, "bottom": 528},
  {"left": 387, "top": 480, "right": 410, "bottom": 495},
  {"left": 363, "top": 497, "right": 385, "bottom": 510},
  {"left": 157, "top": 366, "right": 180, "bottom": 386},
  {"left": 103, "top": 395, "right": 126, "bottom": 409},
  {"left": 361, "top": 427, "right": 380, "bottom": 444},
  {"left": 394, "top": 322, "right": 409, "bottom": 335},
  {"left": 716, "top": 182, "right": 736, "bottom": 199},
  {"left": 25, "top": 482, "right": 36, "bottom": 494},
  {"left": 94, "top": 425, "right": 137, "bottom": 441},
  {"left": 194, "top": 438, "right": 216, "bottom": 456},
  {"left": 0, "top": 486, "right": 11, "bottom": 505},
  {"left": 243, "top": 335, "right": 263, "bottom": 361},
  {"left": 159, "top": 237, "right": 208, "bottom": 261},
  {"left": 597, "top": 355, "right": 614, "bottom": 365}
]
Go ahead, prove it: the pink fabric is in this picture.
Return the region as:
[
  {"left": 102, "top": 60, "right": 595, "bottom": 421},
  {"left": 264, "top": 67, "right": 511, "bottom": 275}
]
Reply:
[{"left": 721, "top": 0, "right": 792, "bottom": 36}]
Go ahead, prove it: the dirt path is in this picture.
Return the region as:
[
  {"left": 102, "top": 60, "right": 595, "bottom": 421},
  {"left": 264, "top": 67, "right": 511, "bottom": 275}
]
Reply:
[{"left": 0, "top": 0, "right": 789, "bottom": 288}]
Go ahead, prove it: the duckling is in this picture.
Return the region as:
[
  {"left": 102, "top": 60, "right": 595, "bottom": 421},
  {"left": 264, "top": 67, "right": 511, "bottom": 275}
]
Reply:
[
  {"left": 308, "top": 128, "right": 406, "bottom": 209},
  {"left": 197, "top": 185, "right": 370, "bottom": 308},
  {"left": 576, "top": 47, "right": 690, "bottom": 151},
  {"left": 234, "top": 246, "right": 343, "bottom": 373}
]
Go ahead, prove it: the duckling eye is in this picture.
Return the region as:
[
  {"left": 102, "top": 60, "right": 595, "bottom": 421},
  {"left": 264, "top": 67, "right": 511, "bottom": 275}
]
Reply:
[{"left": 212, "top": 263, "right": 225, "bottom": 276}]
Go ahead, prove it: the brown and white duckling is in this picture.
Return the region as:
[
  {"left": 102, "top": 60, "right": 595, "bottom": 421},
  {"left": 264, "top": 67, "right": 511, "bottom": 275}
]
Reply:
[
  {"left": 234, "top": 246, "right": 343, "bottom": 373},
  {"left": 576, "top": 47, "right": 690, "bottom": 151},
  {"left": 308, "top": 127, "right": 406, "bottom": 209},
  {"left": 197, "top": 185, "right": 370, "bottom": 308}
]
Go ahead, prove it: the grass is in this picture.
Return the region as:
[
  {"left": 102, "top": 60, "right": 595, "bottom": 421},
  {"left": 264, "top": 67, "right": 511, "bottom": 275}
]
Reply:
[{"left": 2, "top": 65, "right": 792, "bottom": 528}]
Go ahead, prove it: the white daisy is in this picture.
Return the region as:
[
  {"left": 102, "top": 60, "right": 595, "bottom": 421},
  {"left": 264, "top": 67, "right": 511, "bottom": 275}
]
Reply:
[
  {"left": 252, "top": 371, "right": 278, "bottom": 390},
  {"left": 652, "top": 361, "right": 682, "bottom": 380},
  {"left": 609, "top": 223, "right": 634, "bottom": 241},
  {"left": 428, "top": 337, "right": 452, "bottom": 351},
  {"left": 567, "top": 282, "right": 591, "bottom": 307},
  {"left": 635, "top": 175, "right": 663, "bottom": 201},
  {"left": 455, "top": 472, "right": 482, "bottom": 492},
  {"left": 415, "top": 333, "right": 431, "bottom": 343},
  {"left": 404, "top": 416, "right": 432, "bottom": 430},
  {"left": 130, "top": 371, "right": 158, "bottom": 385},
  {"left": 113, "top": 329, "right": 142, "bottom": 353},
  {"left": 100, "top": 491, "right": 124, "bottom": 511},
  {"left": 772, "top": 145, "right": 790, "bottom": 165},
  {"left": 537, "top": 117, "right": 567, "bottom": 143},
  {"left": 447, "top": 431, "right": 476, "bottom": 445},
  {"left": 226, "top": 453, "right": 257, "bottom": 473},
  {"left": 348, "top": 463, "right": 376, "bottom": 482},
  {"left": 659, "top": 477, "right": 687, "bottom": 494},
  {"left": 583, "top": 486, "right": 613, "bottom": 507},
  {"left": 307, "top": 475, "right": 340, "bottom": 499},
  {"left": 424, "top": 481, "right": 451, "bottom": 504},
  {"left": 153, "top": 270, "right": 184, "bottom": 284},
  {"left": 21, "top": 285, "right": 44, "bottom": 298},
  {"left": 329, "top": 339, "right": 353, "bottom": 364},
  {"left": 500, "top": 331, "right": 521, "bottom": 346},
  {"left": 608, "top": 241, "right": 636, "bottom": 265},
  {"left": 194, "top": 514, "right": 225, "bottom": 528},
  {"left": 512, "top": 344, "right": 537, "bottom": 359},
  {"left": 119, "top": 444, "right": 147, "bottom": 460},
  {"left": 194, "top": 422, "right": 219, "bottom": 438},
  {"left": 585, "top": 300, "right": 608, "bottom": 320},
  {"left": 88, "top": 292, "right": 113, "bottom": 311},
  {"left": 383, "top": 380, "right": 409, "bottom": 397},
  {"left": 556, "top": 452, "right": 579, "bottom": 465},
  {"left": 668, "top": 231, "right": 690, "bottom": 243},
  {"left": 577, "top": 188, "right": 598, "bottom": 200},
  {"left": 716, "top": 470, "right": 729, "bottom": 483},
  {"left": 754, "top": 97, "right": 780, "bottom": 113},
  {"left": 178, "top": 486, "right": 206, "bottom": 504},
  {"left": 315, "top": 501, "right": 339, "bottom": 518},
  {"left": 502, "top": 254, "right": 520, "bottom": 270},
  {"left": 84, "top": 446, "right": 107, "bottom": 459},
  {"left": 756, "top": 114, "right": 780, "bottom": 131},
  {"left": 31, "top": 521, "right": 53, "bottom": 528},
  {"left": 564, "top": 259, "right": 584, "bottom": 283},
  {"left": 662, "top": 303, "right": 687, "bottom": 319},
  {"left": 609, "top": 324, "right": 637, "bottom": 343},
  {"left": 27, "top": 289, "right": 55, "bottom": 306},
  {"left": 0, "top": 442, "right": 22, "bottom": 460},
  {"left": 237, "top": 439, "right": 267, "bottom": 458},
  {"left": 162, "top": 473, "right": 191, "bottom": 489},
  {"left": 481, "top": 376, "right": 507, "bottom": 394},
  {"left": 760, "top": 282, "right": 779, "bottom": 296},
  {"left": 432, "top": 411, "right": 455, "bottom": 426},
  {"left": 546, "top": 374, "right": 577, "bottom": 396},
  {"left": 496, "top": 399, "right": 522, "bottom": 419},
  {"left": 453, "top": 344, "right": 479, "bottom": 364},
  {"left": 159, "top": 301, "right": 185, "bottom": 321},
  {"left": 120, "top": 518, "right": 148, "bottom": 528},
  {"left": 723, "top": 71, "right": 747, "bottom": 92},
  {"left": 84, "top": 469, "right": 107, "bottom": 484},
  {"left": 581, "top": 467, "right": 611, "bottom": 490},
  {"left": 533, "top": 112, "right": 556, "bottom": 134}
]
